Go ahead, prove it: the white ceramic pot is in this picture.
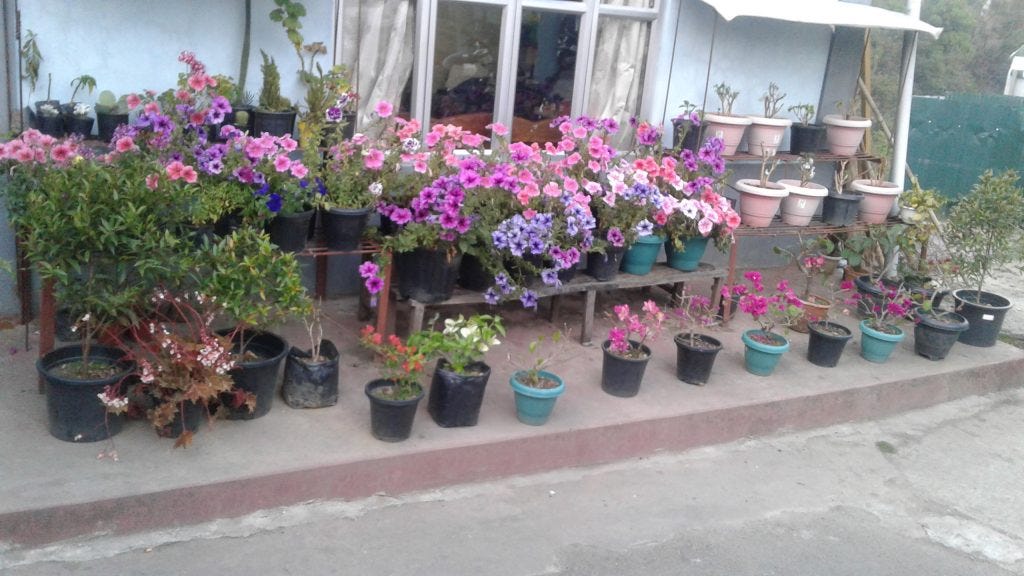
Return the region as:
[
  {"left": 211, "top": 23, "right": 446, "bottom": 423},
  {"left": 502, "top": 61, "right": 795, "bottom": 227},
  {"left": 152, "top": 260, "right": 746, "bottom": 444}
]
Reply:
[
  {"left": 822, "top": 114, "right": 872, "bottom": 156},
  {"left": 703, "top": 113, "right": 752, "bottom": 156},
  {"left": 778, "top": 179, "right": 828, "bottom": 226},
  {"left": 850, "top": 179, "right": 902, "bottom": 224},
  {"left": 899, "top": 205, "right": 920, "bottom": 224},
  {"left": 745, "top": 116, "right": 793, "bottom": 157},
  {"left": 735, "top": 179, "right": 789, "bottom": 228}
]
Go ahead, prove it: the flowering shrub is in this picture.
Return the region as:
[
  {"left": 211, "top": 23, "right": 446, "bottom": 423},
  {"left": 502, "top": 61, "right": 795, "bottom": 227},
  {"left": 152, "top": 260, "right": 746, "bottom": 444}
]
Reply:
[
  {"left": 360, "top": 325, "right": 427, "bottom": 400},
  {"left": 672, "top": 290, "right": 720, "bottom": 346},
  {"left": 662, "top": 137, "right": 738, "bottom": 251},
  {"left": 842, "top": 279, "right": 915, "bottom": 333},
  {"left": 606, "top": 300, "right": 666, "bottom": 358},
  {"left": 410, "top": 314, "right": 505, "bottom": 374},
  {"left": 725, "top": 271, "right": 803, "bottom": 337}
]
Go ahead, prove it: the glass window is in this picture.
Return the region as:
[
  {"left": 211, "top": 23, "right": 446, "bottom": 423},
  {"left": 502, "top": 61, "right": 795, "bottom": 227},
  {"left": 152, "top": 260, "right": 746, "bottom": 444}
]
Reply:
[
  {"left": 587, "top": 16, "right": 650, "bottom": 147},
  {"left": 340, "top": 0, "right": 417, "bottom": 125},
  {"left": 430, "top": 1, "right": 502, "bottom": 134},
  {"left": 512, "top": 10, "right": 580, "bottom": 143}
]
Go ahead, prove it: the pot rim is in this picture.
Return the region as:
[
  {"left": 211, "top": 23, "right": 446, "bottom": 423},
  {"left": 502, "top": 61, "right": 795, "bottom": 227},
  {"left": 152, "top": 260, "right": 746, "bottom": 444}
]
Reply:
[
  {"left": 735, "top": 179, "right": 790, "bottom": 198},
  {"left": 807, "top": 320, "right": 853, "bottom": 339},
  {"left": 673, "top": 332, "right": 723, "bottom": 350},
  {"left": 858, "top": 319, "right": 905, "bottom": 341},
  {"left": 510, "top": 370, "right": 565, "bottom": 397},
  {"left": 850, "top": 179, "right": 903, "bottom": 195},
  {"left": 777, "top": 179, "right": 828, "bottom": 197},
  {"left": 913, "top": 307, "right": 969, "bottom": 331},
  {"left": 822, "top": 114, "right": 872, "bottom": 128},
  {"left": 703, "top": 112, "right": 753, "bottom": 126},
  {"left": 951, "top": 289, "right": 1013, "bottom": 311},
  {"left": 741, "top": 329, "right": 790, "bottom": 351},
  {"left": 745, "top": 115, "right": 793, "bottom": 127},
  {"left": 365, "top": 378, "right": 425, "bottom": 404}
]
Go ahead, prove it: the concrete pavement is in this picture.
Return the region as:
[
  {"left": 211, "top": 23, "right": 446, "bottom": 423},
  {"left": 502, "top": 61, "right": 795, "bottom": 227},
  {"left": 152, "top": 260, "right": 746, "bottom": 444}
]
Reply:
[{"left": 4, "top": 388, "right": 1023, "bottom": 575}]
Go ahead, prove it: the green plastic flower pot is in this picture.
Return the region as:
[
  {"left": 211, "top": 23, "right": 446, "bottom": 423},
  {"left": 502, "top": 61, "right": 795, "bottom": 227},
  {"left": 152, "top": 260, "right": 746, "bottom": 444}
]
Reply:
[
  {"left": 858, "top": 319, "right": 905, "bottom": 363},
  {"left": 620, "top": 235, "right": 665, "bottom": 275},
  {"left": 509, "top": 370, "right": 565, "bottom": 426},
  {"left": 665, "top": 236, "right": 709, "bottom": 272},
  {"left": 740, "top": 329, "right": 789, "bottom": 376}
]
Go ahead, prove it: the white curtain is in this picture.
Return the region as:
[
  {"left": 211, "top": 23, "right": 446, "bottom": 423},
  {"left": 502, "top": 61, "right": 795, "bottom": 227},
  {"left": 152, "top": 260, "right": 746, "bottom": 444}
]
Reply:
[
  {"left": 587, "top": 1, "right": 651, "bottom": 148},
  {"left": 341, "top": 0, "right": 416, "bottom": 128}
]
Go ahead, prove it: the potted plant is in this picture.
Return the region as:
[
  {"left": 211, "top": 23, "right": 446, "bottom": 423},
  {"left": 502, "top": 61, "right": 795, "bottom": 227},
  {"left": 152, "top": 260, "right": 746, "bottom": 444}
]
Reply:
[
  {"left": 912, "top": 295, "right": 970, "bottom": 361},
  {"left": 773, "top": 240, "right": 835, "bottom": 333},
  {"left": 850, "top": 157, "right": 902, "bottom": 224},
  {"left": 727, "top": 270, "right": 803, "bottom": 376},
  {"left": 601, "top": 300, "right": 665, "bottom": 397},
  {"left": 672, "top": 100, "right": 703, "bottom": 152},
  {"left": 102, "top": 291, "right": 248, "bottom": 447},
  {"left": 805, "top": 314, "right": 855, "bottom": 369},
  {"left": 822, "top": 100, "right": 872, "bottom": 156},
  {"left": 594, "top": 153, "right": 671, "bottom": 277},
  {"left": 938, "top": 169, "right": 1023, "bottom": 347},
  {"left": 745, "top": 82, "right": 792, "bottom": 157},
  {"left": 35, "top": 100, "right": 64, "bottom": 137},
  {"left": 508, "top": 331, "right": 568, "bottom": 426},
  {"left": 359, "top": 325, "right": 427, "bottom": 442},
  {"left": 93, "top": 90, "right": 130, "bottom": 143},
  {"left": 844, "top": 278, "right": 914, "bottom": 363},
  {"left": 195, "top": 227, "right": 311, "bottom": 419},
  {"left": 898, "top": 174, "right": 945, "bottom": 225},
  {"left": 63, "top": 74, "right": 96, "bottom": 137},
  {"left": 254, "top": 51, "right": 298, "bottom": 137},
  {"left": 735, "top": 150, "right": 789, "bottom": 227},
  {"left": 671, "top": 290, "right": 722, "bottom": 385},
  {"left": 787, "top": 103, "right": 824, "bottom": 155},
  {"left": 243, "top": 132, "right": 316, "bottom": 252},
  {"left": 412, "top": 314, "right": 504, "bottom": 427},
  {"left": 282, "top": 301, "right": 340, "bottom": 408},
  {"left": 702, "top": 82, "right": 751, "bottom": 156},
  {"left": 778, "top": 154, "right": 828, "bottom": 226},
  {"left": 820, "top": 159, "right": 863, "bottom": 226}
]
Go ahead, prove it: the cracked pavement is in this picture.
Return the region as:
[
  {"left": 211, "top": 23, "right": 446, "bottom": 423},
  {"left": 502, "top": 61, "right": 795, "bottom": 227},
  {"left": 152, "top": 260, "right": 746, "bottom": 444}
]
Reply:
[{"left": 4, "top": 389, "right": 1023, "bottom": 575}]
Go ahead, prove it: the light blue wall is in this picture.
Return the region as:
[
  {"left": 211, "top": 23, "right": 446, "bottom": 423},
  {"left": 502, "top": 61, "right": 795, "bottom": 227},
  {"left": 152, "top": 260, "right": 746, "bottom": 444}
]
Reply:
[{"left": 17, "top": 0, "right": 335, "bottom": 114}]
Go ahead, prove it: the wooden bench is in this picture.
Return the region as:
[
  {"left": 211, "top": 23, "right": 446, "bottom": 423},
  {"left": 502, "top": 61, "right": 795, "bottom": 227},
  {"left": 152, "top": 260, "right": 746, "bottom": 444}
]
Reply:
[{"left": 396, "top": 263, "right": 726, "bottom": 345}]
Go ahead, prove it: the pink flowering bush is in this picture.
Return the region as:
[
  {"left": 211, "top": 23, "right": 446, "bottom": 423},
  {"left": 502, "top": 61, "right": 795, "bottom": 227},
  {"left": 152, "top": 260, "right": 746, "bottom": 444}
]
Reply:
[
  {"left": 725, "top": 271, "right": 803, "bottom": 338},
  {"left": 606, "top": 300, "right": 666, "bottom": 358},
  {"left": 672, "top": 290, "right": 720, "bottom": 346},
  {"left": 661, "top": 137, "right": 739, "bottom": 252},
  {"left": 842, "top": 279, "right": 915, "bottom": 334}
]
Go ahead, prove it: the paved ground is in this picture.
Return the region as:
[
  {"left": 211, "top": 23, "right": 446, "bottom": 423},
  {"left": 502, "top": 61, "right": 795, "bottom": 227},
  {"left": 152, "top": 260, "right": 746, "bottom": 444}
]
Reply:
[{"left": 4, "top": 388, "right": 1022, "bottom": 575}]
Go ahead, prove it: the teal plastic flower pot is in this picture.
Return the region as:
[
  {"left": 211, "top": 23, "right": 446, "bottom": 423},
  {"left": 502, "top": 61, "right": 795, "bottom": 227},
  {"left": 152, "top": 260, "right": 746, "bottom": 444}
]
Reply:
[
  {"left": 858, "top": 320, "right": 905, "bottom": 363},
  {"left": 509, "top": 370, "right": 565, "bottom": 426},
  {"left": 665, "top": 236, "right": 709, "bottom": 272},
  {"left": 740, "top": 329, "right": 789, "bottom": 376},
  {"left": 620, "top": 235, "right": 665, "bottom": 275}
]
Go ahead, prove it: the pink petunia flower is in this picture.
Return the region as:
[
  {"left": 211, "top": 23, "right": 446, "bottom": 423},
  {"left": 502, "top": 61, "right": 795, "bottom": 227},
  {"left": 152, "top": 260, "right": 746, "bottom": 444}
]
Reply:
[
  {"left": 145, "top": 174, "right": 160, "bottom": 190},
  {"left": 364, "top": 149, "right": 384, "bottom": 170},
  {"left": 114, "top": 137, "right": 135, "bottom": 153},
  {"left": 290, "top": 163, "right": 308, "bottom": 179},
  {"left": 374, "top": 100, "right": 394, "bottom": 118},
  {"left": 126, "top": 93, "right": 142, "bottom": 110},
  {"left": 273, "top": 155, "right": 292, "bottom": 172}
]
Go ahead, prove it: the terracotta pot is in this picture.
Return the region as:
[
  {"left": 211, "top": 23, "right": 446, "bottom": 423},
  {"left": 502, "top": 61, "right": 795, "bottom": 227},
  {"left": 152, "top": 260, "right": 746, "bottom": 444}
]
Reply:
[
  {"left": 822, "top": 114, "right": 872, "bottom": 156},
  {"left": 850, "top": 179, "right": 902, "bottom": 224},
  {"left": 745, "top": 116, "right": 792, "bottom": 157},
  {"left": 778, "top": 179, "right": 828, "bottom": 226},
  {"left": 702, "top": 113, "right": 752, "bottom": 156},
  {"left": 735, "top": 179, "right": 789, "bottom": 228},
  {"left": 791, "top": 294, "right": 832, "bottom": 333}
]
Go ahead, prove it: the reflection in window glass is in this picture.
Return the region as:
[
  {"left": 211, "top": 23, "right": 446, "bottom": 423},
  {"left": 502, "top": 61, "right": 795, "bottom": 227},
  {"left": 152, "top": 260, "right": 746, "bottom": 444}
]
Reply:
[
  {"left": 512, "top": 10, "right": 580, "bottom": 144},
  {"left": 340, "top": 0, "right": 417, "bottom": 126},
  {"left": 588, "top": 16, "right": 650, "bottom": 147},
  {"left": 431, "top": 1, "right": 502, "bottom": 135}
]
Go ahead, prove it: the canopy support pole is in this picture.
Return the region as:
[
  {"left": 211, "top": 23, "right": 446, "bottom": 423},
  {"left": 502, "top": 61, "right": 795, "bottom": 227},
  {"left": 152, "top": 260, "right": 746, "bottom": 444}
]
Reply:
[{"left": 891, "top": 0, "right": 921, "bottom": 188}]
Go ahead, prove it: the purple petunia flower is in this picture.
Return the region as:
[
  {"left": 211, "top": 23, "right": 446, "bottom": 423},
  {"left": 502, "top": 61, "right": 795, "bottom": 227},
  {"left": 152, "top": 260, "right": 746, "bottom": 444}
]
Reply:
[
  {"left": 635, "top": 219, "right": 655, "bottom": 237},
  {"left": 607, "top": 227, "right": 625, "bottom": 247},
  {"left": 483, "top": 288, "right": 499, "bottom": 305},
  {"left": 541, "top": 268, "right": 560, "bottom": 287},
  {"left": 520, "top": 289, "right": 538, "bottom": 310},
  {"left": 325, "top": 106, "right": 343, "bottom": 122},
  {"left": 266, "top": 193, "right": 282, "bottom": 213}
]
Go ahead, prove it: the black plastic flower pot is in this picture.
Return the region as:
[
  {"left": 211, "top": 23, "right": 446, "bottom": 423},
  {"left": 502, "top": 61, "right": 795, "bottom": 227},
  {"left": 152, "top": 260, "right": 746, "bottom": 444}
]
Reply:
[
  {"left": 253, "top": 110, "right": 296, "bottom": 137},
  {"left": 585, "top": 247, "right": 626, "bottom": 282},
  {"left": 427, "top": 359, "right": 491, "bottom": 427},
  {"left": 674, "top": 333, "right": 722, "bottom": 385},
  {"left": 96, "top": 112, "right": 129, "bottom": 143},
  {"left": 321, "top": 207, "right": 371, "bottom": 250},
  {"left": 37, "top": 345, "right": 133, "bottom": 442},
  {"left": 395, "top": 248, "right": 462, "bottom": 303},
  {"left": 156, "top": 400, "right": 206, "bottom": 439},
  {"left": 365, "top": 379, "right": 424, "bottom": 442},
  {"left": 36, "top": 114, "right": 65, "bottom": 137},
  {"left": 600, "top": 340, "right": 651, "bottom": 398},
  {"left": 820, "top": 191, "right": 863, "bottom": 226},
  {"left": 788, "top": 124, "right": 826, "bottom": 155},
  {"left": 232, "top": 104, "right": 255, "bottom": 134},
  {"left": 214, "top": 211, "right": 243, "bottom": 237},
  {"left": 913, "top": 306, "right": 969, "bottom": 360},
  {"left": 671, "top": 118, "right": 703, "bottom": 152},
  {"left": 64, "top": 115, "right": 94, "bottom": 138},
  {"left": 806, "top": 321, "right": 853, "bottom": 368},
  {"left": 939, "top": 289, "right": 1011, "bottom": 348},
  {"left": 282, "top": 340, "right": 340, "bottom": 408},
  {"left": 219, "top": 330, "right": 288, "bottom": 420},
  {"left": 457, "top": 253, "right": 494, "bottom": 292},
  {"left": 267, "top": 209, "right": 315, "bottom": 252}
]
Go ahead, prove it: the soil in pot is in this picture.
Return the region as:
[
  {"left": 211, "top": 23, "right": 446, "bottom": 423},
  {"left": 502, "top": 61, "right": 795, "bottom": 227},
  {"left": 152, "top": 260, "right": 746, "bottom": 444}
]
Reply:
[
  {"left": 38, "top": 345, "right": 133, "bottom": 442},
  {"left": 806, "top": 321, "right": 853, "bottom": 368},
  {"left": 674, "top": 333, "right": 722, "bottom": 385},
  {"left": 365, "top": 379, "right": 424, "bottom": 442},
  {"left": 427, "top": 359, "right": 491, "bottom": 427},
  {"left": 282, "top": 340, "right": 340, "bottom": 408},
  {"left": 601, "top": 340, "right": 651, "bottom": 397}
]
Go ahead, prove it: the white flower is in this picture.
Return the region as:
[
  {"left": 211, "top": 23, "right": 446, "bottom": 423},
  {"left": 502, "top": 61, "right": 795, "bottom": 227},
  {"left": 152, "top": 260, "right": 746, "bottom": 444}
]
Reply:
[{"left": 369, "top": 181, "right": 383, "bottom": 196}]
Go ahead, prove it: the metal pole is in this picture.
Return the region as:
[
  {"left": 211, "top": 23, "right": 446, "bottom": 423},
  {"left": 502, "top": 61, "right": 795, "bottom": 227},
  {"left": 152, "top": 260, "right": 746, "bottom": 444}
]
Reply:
[{"left": 891, "top": 0, "right": 921, "bottom": 189}]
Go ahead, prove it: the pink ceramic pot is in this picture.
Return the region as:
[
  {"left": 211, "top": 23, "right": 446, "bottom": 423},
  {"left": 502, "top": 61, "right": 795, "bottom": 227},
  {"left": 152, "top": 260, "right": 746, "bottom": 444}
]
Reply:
[
  {"left": 745, "top": 116, "right": 792, "bottom": 157},
  {"left": 822, "top": 114, "right": 872, "bottom": 156},
  {"left": 778, "top": 179, "right": 828, "bottom": 226},
  {"left": 703, "top": 113, "right": 752, "bottom": 156},
  {"left": 850, "top": 179, "right": 902, "bottom": 224},
  {"left": 735, "top": 179, "right": 789, "bottom": 228}
]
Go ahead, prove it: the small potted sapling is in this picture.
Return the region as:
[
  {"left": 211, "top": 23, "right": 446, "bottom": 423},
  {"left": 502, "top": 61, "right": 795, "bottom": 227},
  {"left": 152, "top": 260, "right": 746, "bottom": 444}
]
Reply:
[
  {"left": 843, "top": 278, "right": 915, "bottom": 363},
  {"left": 773, "top": 239, "right": 837, "bottom": 333},
  {"left": 778, "top": 154, "right": 828, "bottom": 226},
  {"left": 727, "top": 270, "right": 804, "bottom": 376},
  {"left": 282, "top": 301, "right": 341, "bottom": 408},
  {"left": 850, "top": 156, "right": 902, "bottom": 224},
  {"left": 734, "top": 150, "right": 789, "bottom": 227},
  {"left": 672, "top": 100, "right": 703, "bottom": 152},
  {"left": 820, "top": 159, "right": 863, "bottom": 226},
  {"left": 803, "top": 283, "right": 855, "bottom": 368},
  {"left": 254, "top": 50, "right": 298, "bottom": 137},
  {"left": 508, "top": 330, "right": 569, "bottom": 426},
  {"left": 823, "top": 100, "right": 872, "bottom": 156},
  {"left": 787, "top": 103, "right": 824, "bottom": 154},
  {"left": 63, "top": 74, "right": 97, "bottom": 137},
  {"left": 702, "top": 82, "right": 751, "bottom": 156},
  {"left": 93, "top": 90, "right": 131, "bottom": 143},
  {"left": 601, "top": 300, "right": 665, "bottom": 398},
  {"left": 746, "top": 82, "right": 791, "bottom": 157},
  {"left": 672, "top": 289, "right": 723, "bottom": 386},
  {"left": 936, "top": 169, "right": 1024, "bottom": 347}
]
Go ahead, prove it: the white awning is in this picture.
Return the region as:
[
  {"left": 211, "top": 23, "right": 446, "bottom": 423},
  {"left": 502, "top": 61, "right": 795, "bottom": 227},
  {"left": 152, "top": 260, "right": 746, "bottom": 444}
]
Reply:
[{"left": 697, "top": 0, "right": 942, "bottom": 39}]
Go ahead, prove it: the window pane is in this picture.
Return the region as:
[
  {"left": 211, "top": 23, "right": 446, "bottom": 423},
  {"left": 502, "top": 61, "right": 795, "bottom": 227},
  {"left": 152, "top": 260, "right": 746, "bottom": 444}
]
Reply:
[
  {"left": 512, "top": 10, "right": 580, "bottom": 143},
  {"left": 587, "top": 16, "right": 650, "bottom": 147},
  {"left": 431, "top": 1, "right": 502, "bottom": 134},
  {"left": 340, "top": 0, "right": 417, "bottom": 125},
  {"left": 601, "top": 0, "right": 654, "bottom": 10}
]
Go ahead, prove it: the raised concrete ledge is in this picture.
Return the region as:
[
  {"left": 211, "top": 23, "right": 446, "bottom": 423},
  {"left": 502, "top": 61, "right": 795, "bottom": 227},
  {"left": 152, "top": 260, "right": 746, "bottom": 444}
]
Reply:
[{"left": 2, "top": 314, "right": 1021, "bottom": 549}]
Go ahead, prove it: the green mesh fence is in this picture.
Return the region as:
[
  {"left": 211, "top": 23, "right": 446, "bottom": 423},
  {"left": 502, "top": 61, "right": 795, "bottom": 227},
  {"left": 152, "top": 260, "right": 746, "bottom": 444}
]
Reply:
[{"left": 909, "top": 93, "right": 1024, "bottom": 200}]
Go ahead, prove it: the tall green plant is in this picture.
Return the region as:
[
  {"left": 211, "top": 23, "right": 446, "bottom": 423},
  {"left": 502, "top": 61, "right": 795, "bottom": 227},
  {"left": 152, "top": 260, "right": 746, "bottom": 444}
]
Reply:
[{"left": 258, "top": 51, "right": 293, "bottom": 112}]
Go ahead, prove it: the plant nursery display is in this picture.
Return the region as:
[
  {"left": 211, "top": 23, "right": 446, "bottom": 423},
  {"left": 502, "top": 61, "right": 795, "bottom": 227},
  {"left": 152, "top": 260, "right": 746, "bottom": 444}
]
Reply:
[{"left": 843, "top": 278, "right": 915, "bottom": 363}]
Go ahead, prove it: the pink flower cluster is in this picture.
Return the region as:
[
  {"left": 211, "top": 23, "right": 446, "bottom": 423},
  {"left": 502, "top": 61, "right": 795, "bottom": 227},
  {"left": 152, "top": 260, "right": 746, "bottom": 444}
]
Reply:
[
  {"left": 0, "top": 129, "right": 81, "bottom": 167},
  {"left": 607, "top": 300, "right": 666, "bottom": 357},
  {"left": 726, "top": 270, "right": 803, "bottom": 334}
]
